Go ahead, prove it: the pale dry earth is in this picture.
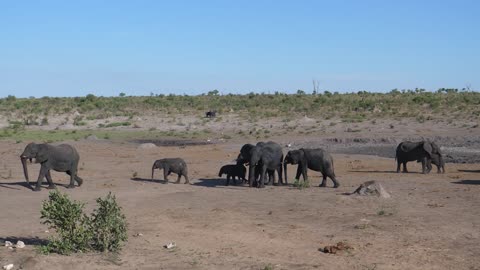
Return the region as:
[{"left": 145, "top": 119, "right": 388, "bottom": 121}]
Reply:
[{"left": 0, "top": 117, "right": 479, "bottom": 270}]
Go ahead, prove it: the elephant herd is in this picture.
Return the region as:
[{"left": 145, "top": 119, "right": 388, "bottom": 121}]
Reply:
[{"left": 17, "top": 139, "right": 446, "bottom": 191}]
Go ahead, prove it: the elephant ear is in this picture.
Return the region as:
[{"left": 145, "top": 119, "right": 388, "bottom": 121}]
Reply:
[
  {"left": 298, "top": 149, "right": 307, "bottom": 164},
  {"left": 431, "top": 142, "right": 442, "bottom": 155},
  {"left": 423, "top": 141, "right": 433, "bottom": 158},
  {"left": 35, "top": 144, "right": 49, "bottom": 163}
]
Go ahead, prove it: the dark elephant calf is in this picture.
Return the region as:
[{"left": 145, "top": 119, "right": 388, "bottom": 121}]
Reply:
[
  {"left": 218, "top": 164, "right": 246, "bottom": 185},
  {"left": 152, "top": 158, "right": 189, "bottom": 184}
]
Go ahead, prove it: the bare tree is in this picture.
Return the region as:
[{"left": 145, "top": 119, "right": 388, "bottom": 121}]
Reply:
[{"left": 312, "top": 79, "right": 320, "bottom": 95}]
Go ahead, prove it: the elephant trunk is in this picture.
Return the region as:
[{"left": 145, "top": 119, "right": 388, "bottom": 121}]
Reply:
[
  {"left": 248, "top": 164, "right": 255, "bottom": 185},
  {"left": 151, "top": 164, "right": 156, "bottom": 179},
  {"left": 20, "top": 156, "right": 30, "bottom": 185},
  {"left": 283, "top": 162, "right": 288, "bottom": 184}
]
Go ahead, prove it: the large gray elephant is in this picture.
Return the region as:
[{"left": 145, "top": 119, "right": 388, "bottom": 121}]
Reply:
[
  {"left": 152, "top": 158, "right": 189, "bottom": 184},
  {"left": 284, "top": 148, "right": 339, "bottom": 188},
  {"left": 395, "top": 140, "right": 445, "bottom": 174},
  {"left": 20, "top": 143, "right": 83, "bottom": 191},
  {"left": 237, "top": 142, "right": 284, "bottom": 188}
]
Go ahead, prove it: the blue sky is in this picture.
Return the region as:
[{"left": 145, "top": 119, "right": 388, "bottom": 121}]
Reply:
[{"left": 0, "top": 0, "right": 478, "bottom": 97}]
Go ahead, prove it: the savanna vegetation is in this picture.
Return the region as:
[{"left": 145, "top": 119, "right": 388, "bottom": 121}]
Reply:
[
  {"left": 0, "top": 89, "right": 479, "bottom": 142},
  {"left": 0, "top": 88, "right": 478, "bottom": 120}
]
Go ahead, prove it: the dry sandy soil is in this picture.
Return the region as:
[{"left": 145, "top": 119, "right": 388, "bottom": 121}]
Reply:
[{"left": 0, "top": 120, "right": 479, "bottom": 269}]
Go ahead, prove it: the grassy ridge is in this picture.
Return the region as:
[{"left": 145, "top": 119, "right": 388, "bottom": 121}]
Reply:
[{"left": 1, "top": 90, "right": 479, "bottom": 120}]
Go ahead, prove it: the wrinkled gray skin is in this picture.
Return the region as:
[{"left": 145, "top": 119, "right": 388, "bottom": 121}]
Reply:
[
  {"left": 236, "top": 145, "right": 274, "bottom": 186},
  {"left": 152, "top": 158, "right": 189, "bottom": 184},
  {"left": 396, "top": 140, "right": 445, "bottom": 174},
  {"left": 20, "top": 143, "right": 83, "bottom": 191},
  {"left": 218, "top": 163, "right": 246, "bottom": 186},
  {"left": 416, "top": 151, "right": 445, "bottom": 173},
  {"left": 237, "top": 142, "right": 284, "bottom": 188},
  {"left": 284, "top": 148, "right": 339, "bottom": 188}
]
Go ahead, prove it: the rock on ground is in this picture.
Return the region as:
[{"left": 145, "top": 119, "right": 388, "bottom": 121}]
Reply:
[
  {"left": 351, "top": 180, "right": 391, "bottom": 198},
  {"left": 138, "top": 143, "right": 157, "bottom": 149}
]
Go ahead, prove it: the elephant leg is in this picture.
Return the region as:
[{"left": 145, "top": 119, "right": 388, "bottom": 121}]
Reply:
[
  {"left": 163, "top": 169, "right": 169, "bottom": 183},
  {"left": 75, "top": 175, "right": 83, "bottom": 186},
  {"left": 258, "top": 166, "right": 267, "bottom": 188},
  {"left": 45, "top": 170, "right": 56, "bottom": 189},
  {"left": 66, "top": 170, "right": 76, "bottom": 188},
  {"left": 421, "top": 159, "right": 427, "bottom": 174},
  {"left": 402, "top": 162, "right": 408, "bottom": 173},
  {"left": 302, "top": 163, "right": 308, "bottom": 183},
  {"left": 319, "top": 173, "right": 327, "bottom": 187},
  {"left": 330, "top": 174, "right": 340, "bottom": 188},
  {"left": 183, "top": 173, "right": 190, "bottom": 184},
  {"left": 295, "top": 165, "right": 302, "bottom": 181},
  {"left": 396, "top": 161, "right": 401, "bottom": 173},
  {"left": 35, "top": 166, "right": 48, "bottom": 191},
  {"left": 175, "top": 174, "right": 181, "bottom": 184},
  {"left": 226, "top": 175, "right": 230, "bottom": 186}
]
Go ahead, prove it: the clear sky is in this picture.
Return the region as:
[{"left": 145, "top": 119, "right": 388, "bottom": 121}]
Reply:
[{"left": 0, "top": 0, "right": 478, "bottom": 97}]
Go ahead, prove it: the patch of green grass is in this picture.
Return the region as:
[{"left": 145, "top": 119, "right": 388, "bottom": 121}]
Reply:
[{"left": 293, "top": 179, "right": 310, "bottom": 189}]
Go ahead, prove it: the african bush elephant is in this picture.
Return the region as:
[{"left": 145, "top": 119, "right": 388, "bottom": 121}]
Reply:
[
  {"left": 20, "top": 143, "right": 83, "bottom": 191},
  {"left": 218, "top": 163, "right": 246, "bottom": 186},
  {"left": 152, "top": 158, "right": 189, "bottom": 184},
  {"left": 237, "top": 141, "right": 284, "bottom": 188},
  {"left": 284, "top": 148, "right": 339, "bottom": 188},
  {"left": 396, "top": 140, "right": 445, "bottom": 174}
]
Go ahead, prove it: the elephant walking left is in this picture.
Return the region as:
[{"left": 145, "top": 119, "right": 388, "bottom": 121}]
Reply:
[{"left": 20, "top": 143, "right": 83, "bottom": 191}]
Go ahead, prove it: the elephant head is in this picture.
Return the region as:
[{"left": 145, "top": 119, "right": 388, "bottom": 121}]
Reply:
[
  {"left": 151, "top": 160, "right": 163, "bottom": 179},
  {"left": 20, "top": 143, "right": 49, "bottom": 184},
  {"left": 283, "top": 149, "right": 304, "bottom": 182}
]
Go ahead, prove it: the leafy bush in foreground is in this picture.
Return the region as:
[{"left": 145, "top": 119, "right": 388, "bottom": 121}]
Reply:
[{"left": 40, "top": 191, "right": 128, "bottom": 255}]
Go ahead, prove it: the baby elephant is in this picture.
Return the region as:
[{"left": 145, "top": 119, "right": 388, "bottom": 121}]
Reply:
[
  {"left": 152, "top": 158, "right": 189, "bottom": 184},
  {"left": 218, "top": 163, "right": 246, "bottom": 186}
]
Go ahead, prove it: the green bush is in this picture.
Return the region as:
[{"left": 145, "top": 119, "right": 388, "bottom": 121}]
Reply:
[
  {"left": 90, "top": 193, "right": 128, "bottom": 253},
  {"left": 40, "top": 191, "right": 128, "bottom": 255},
  {"left": 40, "top": 191, "right": 91, "bottom": 255}
]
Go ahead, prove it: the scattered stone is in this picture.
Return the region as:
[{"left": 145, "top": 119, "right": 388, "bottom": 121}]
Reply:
[
  {"left": 350, "top": 181, "right": 391, "bottom": 198},
  {"left": 4, "top": 241, "right": 13, "bottom": 247},
  {"left": 138, "top": 143, "right": 157, "bottom": 149},
  {"left": 85, "top": 135, "right": 99, "bottom": 141},
  {"left": 3, "top": 264, "right": 13, "bottom": 270},
  {"left": 134, "top": 233, "right": 143, "bottom": 237},
  {"left": 15, "top": 241, "right": 25, "bottom": 249},
  {"left": 320, "top": 242, "right": 353, "bottom": 254},
  {"left": 164, "top": 242, "right": 176, "bottom": 249}
]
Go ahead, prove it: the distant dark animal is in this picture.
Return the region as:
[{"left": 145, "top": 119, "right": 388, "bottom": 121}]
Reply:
[
  {"left": 396, "top": 140, "right": 444, "bottom": 174},
  {"left": 152, "top": 158, "right": 189, "bottom": 184},
  {"left": 237, "top": 141, "right": 284, "bottom": 188},
  {"left": 20, "top": 143, "right": 83, "bottom": 191},
  {"left": 284, "top": 148, "right": 339, "bottom": 188},
  {"left": 218, "top": 163, "right": 246, "bottom": 186},
  {"left": 206, "top": 110, "right": 217, "bottom": 118}
]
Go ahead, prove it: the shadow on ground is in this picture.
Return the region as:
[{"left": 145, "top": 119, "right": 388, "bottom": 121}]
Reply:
[
  {"left": 130, "top": 178, "right": 168, "bottom": 184},
  {"left": 348, "top": 170, "right": 422, "bottom": 174},
  {"left": 1, "top": 236, "right": 48, "bottom": 246},
  {"left": 0, "top": 181, "right": 79, "bottom": 191},
  {"left": 194, "top": 178, "right": 245, "bottom": 188},
  {"left": 451, "top": 180, "right": 480, "bottom": 185},
  {"left": 457, "top": 169, "right": 480, "bottom": 173}
]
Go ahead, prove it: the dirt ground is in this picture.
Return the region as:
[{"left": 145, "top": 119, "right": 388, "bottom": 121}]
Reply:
[{"left": 0, "top": 128, "right": 479, "bottom": 269}]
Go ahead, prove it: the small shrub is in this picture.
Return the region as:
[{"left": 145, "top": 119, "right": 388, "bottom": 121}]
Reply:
[
  {"left": 40, "top": 191, "right": 128, "bottom": 255},
  {"left": 293, "top": 179, "right": 310, "bottom": 189},
  {"left": 90, "top": 193, "right": 128, "bottom": 253},
  {"left": 40, "top": 191, "right": 91, "bottom": 255}
]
